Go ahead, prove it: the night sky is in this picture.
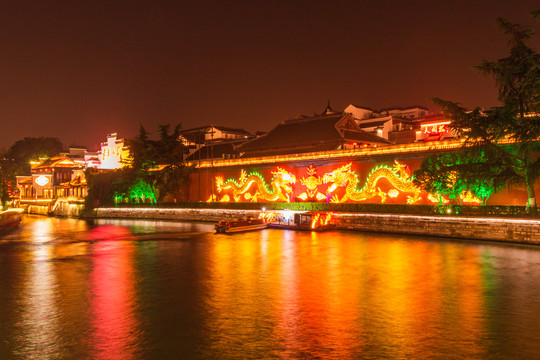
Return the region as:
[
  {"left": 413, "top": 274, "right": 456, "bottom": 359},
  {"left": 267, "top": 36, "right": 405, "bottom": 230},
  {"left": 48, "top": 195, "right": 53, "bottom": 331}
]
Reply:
[{"left": 1, "top": 1, "right": 539, "bottom": 151}]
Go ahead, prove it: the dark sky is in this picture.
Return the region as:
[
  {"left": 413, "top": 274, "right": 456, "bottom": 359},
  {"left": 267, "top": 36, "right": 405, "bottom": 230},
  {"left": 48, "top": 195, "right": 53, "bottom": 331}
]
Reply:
[{"left": 1, "top": 0, "right": 539, "bottom": 151}]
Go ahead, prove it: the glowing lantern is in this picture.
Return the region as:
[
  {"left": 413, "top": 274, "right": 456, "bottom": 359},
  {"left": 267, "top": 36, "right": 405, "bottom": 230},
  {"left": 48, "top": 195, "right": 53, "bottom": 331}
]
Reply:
[{"left": 35, "top": 175, "right": 49, "bottom": 186}]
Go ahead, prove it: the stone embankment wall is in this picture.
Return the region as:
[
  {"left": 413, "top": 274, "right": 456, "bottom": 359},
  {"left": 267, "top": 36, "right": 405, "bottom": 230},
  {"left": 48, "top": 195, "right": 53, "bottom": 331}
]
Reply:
[
  {"left": 25, "top": 202, "right": 83, "bottom": 217},
  {"left": 338, "top": 213, "right": 540, "bottom": 245},
  {"left": 95, "top": 207, "right": 540, "bottom": 245},
  {"left": 52, "top": 202, "right": 84, "bottom": 217},
  {"left": 95, "top": 207, "right": 262, "bottom": 222},
  {"left": 27, "top": 205, "right": 49, "bottom": 215}
]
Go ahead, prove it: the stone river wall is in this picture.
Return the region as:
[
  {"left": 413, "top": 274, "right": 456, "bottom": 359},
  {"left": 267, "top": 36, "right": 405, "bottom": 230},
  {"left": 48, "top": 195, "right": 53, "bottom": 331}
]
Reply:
[
  {"left": 338, "top": 213, "right": 540, "bottom": 245},
  {"left": 94, "top": 207, "right": 540, "bottom": 245}
]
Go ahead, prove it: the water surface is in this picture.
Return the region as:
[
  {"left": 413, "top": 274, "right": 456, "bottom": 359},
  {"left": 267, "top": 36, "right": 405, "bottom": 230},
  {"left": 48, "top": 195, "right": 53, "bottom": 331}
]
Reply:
[{"left": 1, "top": 215, "right": 540, "bottom": 359}]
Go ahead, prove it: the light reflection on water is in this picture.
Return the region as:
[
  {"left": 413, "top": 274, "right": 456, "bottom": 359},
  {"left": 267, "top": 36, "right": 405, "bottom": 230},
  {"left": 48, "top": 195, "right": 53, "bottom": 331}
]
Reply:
[{"left": 1, "top": 215, "right": 540, "bottom": 359}]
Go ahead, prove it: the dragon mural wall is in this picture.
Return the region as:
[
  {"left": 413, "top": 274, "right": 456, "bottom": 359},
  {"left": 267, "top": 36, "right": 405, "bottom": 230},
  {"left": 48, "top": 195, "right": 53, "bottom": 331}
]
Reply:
[
  {"left": 322, "top": 162, "right": 422, "bottom": 204},
  {"left": 214, "top": 167, "right": 296, "bottom": 202},
  {"left": 208, "top": 161, "right": 481, "bottom": 204}
]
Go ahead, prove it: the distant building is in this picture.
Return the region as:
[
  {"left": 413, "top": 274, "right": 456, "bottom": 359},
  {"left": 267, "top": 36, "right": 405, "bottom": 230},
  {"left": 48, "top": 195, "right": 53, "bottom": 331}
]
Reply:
[
  {"left": 344, "top": 104, "right": 455, "bottom": 144},
  {"left": 97, "top": 133, "right": 130, "bottom": 169},
  {"left": 186, "top": 140, "right": 245, "bottom": 161},
  {"left": 180, "top": 125, "right": 254, "bottom": 160},
  {"left": 235, "top": 104, "right": 390, "bottom": 158},
  {"left": 16, "top": 147, "right": 88, "bottom": 209},
  {"left": 180, "top": 125, "right": 253, "bottom": 144}
]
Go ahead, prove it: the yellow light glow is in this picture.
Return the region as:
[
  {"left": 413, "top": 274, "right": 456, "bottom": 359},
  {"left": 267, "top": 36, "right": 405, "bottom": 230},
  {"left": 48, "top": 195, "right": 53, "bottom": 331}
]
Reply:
[
  {"left": 388, "top": 189, "right": 399, "bottom": 198},
  {"left": 460, "top": 190, "right": 482, "bottom": 204},
  {"left": 191, "top": 139, "right": 493, "bottom": 169},
  {"left": 214, "top": 167, "right": 296, "bottom": 202},
  {"left": 322, "top": 161, "right": 421, "bottom": 204}
]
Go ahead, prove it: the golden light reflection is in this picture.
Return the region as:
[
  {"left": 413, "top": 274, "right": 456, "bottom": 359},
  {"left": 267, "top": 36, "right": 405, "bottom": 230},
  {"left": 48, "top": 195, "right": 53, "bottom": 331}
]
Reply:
[
  {"left": 19, "top": 244, "right": 60, "bottom": 358},
  {"left": 205, "top": 232, "right": 278, "bottom": 356},
  {"left": 203, "top": 231, "right": 491, "bottom": 358},
  {"left": 30, "top": 218, "right": 55, "bottom": 244}
]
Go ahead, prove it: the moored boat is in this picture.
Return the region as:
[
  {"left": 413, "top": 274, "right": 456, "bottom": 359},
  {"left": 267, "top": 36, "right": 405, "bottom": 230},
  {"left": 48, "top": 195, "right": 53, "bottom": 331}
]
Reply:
[
  {"left": 266, "top": 211, "right": 336, "bottom": 232},
  {"left": 0, "top": 208, "right": 24, "bottom": 235},
  {"left": 214, "top": 217, "right": 268, "bottom": 233}
]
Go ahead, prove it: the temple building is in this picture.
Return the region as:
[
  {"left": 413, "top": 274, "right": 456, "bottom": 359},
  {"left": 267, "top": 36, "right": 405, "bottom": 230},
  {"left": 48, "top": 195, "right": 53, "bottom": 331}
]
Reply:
[
  {"left": 181, "top": 125, "right": 254, "bottom": 161},
  {"left": 236, "top": 104, "right": 390, "bottom": 158},
  {"left": 185, "top": 103, "right": 537, "bottom": 206},
  {"left": 15, "top": 133, "right": 131, "bottom": 213},
  {"left": 16, "top": 148, "right": 87, "bottom": 211}
]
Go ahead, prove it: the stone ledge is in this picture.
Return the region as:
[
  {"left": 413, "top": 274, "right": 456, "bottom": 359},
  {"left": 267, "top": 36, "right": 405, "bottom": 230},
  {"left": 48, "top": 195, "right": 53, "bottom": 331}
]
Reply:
[{"left": 94, "top": 208, "right": 540, "bottom": 245}]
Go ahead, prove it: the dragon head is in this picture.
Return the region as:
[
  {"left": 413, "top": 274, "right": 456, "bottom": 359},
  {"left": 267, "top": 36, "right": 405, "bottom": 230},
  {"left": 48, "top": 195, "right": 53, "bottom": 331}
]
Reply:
[
  {"left": 322, "top": 163, "right": 353, "bottom": 192},
  {"left": 392, "top": 161, "right": 411, "bottom": 179},
  {"left": 271, "top": 167, "right": 296, "bottom": 193}
]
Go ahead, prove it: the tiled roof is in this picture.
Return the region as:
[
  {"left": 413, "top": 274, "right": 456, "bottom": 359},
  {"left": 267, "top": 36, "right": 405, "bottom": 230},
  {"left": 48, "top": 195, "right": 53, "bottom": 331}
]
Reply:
[
  {"left": 186, "top": 141, "right": 243, "bottom": 161},
  {"left": 181, "top": 125, "right": 252, "bottom": 136},
  {"left": 32, "top": 155, "right": 82, "bottom": 169},
  {"left": 236, "top": 112, "right": 390, "bottom": 157}
]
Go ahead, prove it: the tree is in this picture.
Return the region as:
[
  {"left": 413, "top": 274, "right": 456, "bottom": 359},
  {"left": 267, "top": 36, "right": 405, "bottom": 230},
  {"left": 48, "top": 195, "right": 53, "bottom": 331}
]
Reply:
[
  {"left": 85, "top": 123, "right": 190, "bottom": 207},
  {"left": 5, "top": 137, "right": 64, "bottom": 175},
  {"left": 0, "top": 137, "right": 64, "bottom": 208},
  {"left": 126, "top": 124, "right": 155, "bottom": 171},
  {"left": 432, "top": 12, "right": 540, "bottom": 208},
  {"left": 0, "top": 158, "right": 16, "bottom": 208},
  {"left": 414, "top": 148, "right": 506, "bottom": 205},
  {"left": 153, "top": 123, "right": 191, "bottom": 201}
]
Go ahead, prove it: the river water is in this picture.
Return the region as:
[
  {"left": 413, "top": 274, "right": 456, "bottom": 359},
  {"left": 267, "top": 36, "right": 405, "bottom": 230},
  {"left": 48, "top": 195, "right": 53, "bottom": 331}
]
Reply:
[{"left": 1, "top": 215, "right": 540, "bottom": 359}]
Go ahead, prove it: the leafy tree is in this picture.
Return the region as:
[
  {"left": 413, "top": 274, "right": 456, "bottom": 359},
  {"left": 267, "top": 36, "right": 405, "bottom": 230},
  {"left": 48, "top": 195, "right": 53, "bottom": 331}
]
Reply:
[
  {"left": 432, "top": 12, "right": 540, "bottom": 208},
  {"left": 414, "top": 149, "right": 505, "bottom": 205},
  {"left": 126, "top": 124, "right": 155, "bottom": 170},
  {"left": 153, "top": 123, "right": 191, "bottom": 201},
  {"left": 0, "top": 137, "right": 64, "bottom": 208},
  {"left": 4, "top": 137, "right": 64, "bottom": 175},
  {"left": 0, "top": 158, "right": 16, "bottom": 208},
  {"left": 85, "top": 123, "right": 190, "bottom": 208},
  {"left": 124, "top": 177, "right": 157, "bottom": 203}
]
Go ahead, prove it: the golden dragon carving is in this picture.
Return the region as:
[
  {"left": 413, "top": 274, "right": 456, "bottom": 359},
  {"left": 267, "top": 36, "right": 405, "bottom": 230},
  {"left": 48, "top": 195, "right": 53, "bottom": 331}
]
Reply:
[
  {"left": 215, "top": 167, "right": 296, "bottom": 202},
  {"left": 322, "top": 161, "right": 422, "bottom": 204}
]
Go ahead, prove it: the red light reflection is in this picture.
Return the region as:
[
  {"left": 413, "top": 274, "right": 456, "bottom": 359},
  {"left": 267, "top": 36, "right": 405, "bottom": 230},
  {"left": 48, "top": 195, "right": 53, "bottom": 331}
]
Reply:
[{"left": 89, "top": 237, "right": 139, "bottom": 359}]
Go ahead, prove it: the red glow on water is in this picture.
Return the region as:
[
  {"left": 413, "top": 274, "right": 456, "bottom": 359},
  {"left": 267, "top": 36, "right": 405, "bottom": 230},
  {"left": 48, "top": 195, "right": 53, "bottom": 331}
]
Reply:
[
  {"left": 87, "top": 225, "right": 132, "bottom": 241},
  {"left": 89, "top": 239, "right": 139, "bottom": 359}
]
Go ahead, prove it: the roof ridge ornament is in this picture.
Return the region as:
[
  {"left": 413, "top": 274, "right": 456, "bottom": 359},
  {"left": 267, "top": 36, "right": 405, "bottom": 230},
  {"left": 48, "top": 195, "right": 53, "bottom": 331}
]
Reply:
[{"left": 323, "top": 101, "right": 337, "bottom": 115}]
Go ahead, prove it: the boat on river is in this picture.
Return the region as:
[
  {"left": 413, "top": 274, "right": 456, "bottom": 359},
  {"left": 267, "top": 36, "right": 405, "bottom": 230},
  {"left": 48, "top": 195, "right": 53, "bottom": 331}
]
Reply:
[
  {"left": 214, "top": 217, "right": 268, "bottom": 233},
  {"left": 265, "top": 211, "right": 337, "bottom": 232},
  {"left": 0, "top": 208, "right": 24, "bottom": 235}
]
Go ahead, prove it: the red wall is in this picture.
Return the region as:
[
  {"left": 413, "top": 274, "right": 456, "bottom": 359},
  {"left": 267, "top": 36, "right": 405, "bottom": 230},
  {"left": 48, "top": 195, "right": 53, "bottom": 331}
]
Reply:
[{"left": 186, "top": 157, "right": 539, "bottom": 206}]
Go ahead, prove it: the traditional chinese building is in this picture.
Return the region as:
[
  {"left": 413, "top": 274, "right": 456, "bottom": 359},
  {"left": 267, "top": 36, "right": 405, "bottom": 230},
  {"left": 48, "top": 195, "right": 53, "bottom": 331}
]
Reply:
[
  {"left": 235, "top": 104, "right": 390, "bottom": 158},
  {"left": 344, "top": 104, "right": 455, "bottom": 144},
  {"left": 97, "top": 133, "right": 130, "bottom": 169},
  {"left": 16, "top": 148, "right": 87, "bottom": 211},
  {"left": 185, "top": 104, "right": 535, "bottom": 206},
  {"left": 180, "top": 125, "right": 254, "bottom": 160}
]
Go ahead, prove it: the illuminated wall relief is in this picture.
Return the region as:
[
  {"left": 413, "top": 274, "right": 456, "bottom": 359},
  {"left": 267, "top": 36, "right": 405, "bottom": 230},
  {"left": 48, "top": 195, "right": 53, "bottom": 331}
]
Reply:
[
  {"left": 211, "top": 162, "right": 482, "bottom": 204},
  {"left": 298, "top": 165, "right": 326, "bottom": 201},
  {"left": 322, "top": 162, "right": 422, "bottom": 204},
  {"left": 215, "top": 167, "right": 296, "bottom": 202}
]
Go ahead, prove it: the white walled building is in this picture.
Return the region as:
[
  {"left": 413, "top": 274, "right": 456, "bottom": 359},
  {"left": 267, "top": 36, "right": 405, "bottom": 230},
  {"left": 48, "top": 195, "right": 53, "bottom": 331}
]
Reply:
[
  {"left": 344, "top": 104, "right": 449, "bottom": 144},
  {"left": 97, "top": 133, "right": 129, "bottom": 169}
]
